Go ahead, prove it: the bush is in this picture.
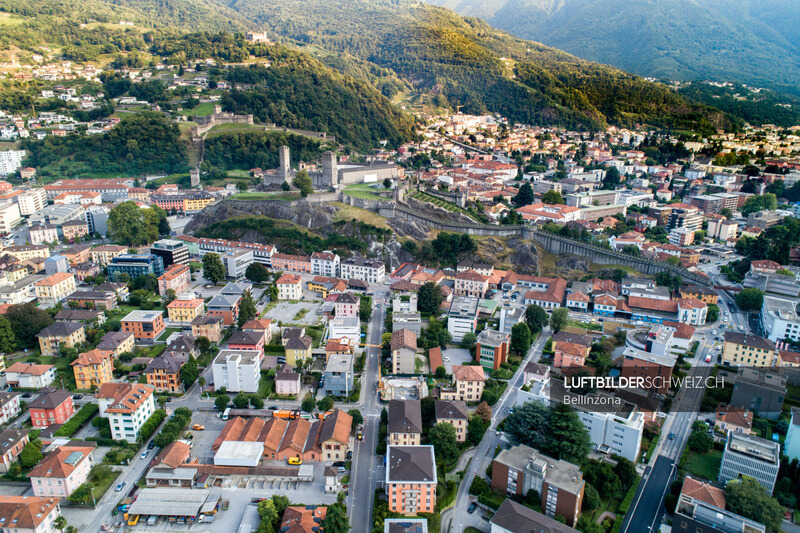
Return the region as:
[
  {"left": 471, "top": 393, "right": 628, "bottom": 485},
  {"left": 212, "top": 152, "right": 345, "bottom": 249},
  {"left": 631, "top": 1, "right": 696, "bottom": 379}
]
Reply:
[
  {"left": 138, "top": 409, "right": 167, "bottom": 443},
  {"left": 54, "top": 404, "right": 98, "bottom": 437},
  {"left": 469, "top": 476, "right": 491, "bottom": 496},
  {"left": 153, "top": 407, "right": 191, "bottom": 448}
]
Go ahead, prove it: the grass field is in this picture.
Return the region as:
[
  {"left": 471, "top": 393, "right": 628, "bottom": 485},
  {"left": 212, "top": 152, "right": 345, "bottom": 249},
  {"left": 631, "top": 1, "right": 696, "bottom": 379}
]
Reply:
[
  {"left": 230, "top": 192, "right": 300, "bottom": 201},
  {"left": 0, "top": 13, "right": 27, "bottom": 25},
  {"left": 332, "top": 203, "right": 391, "bottom": 230},
  {"left": 343, "top": 183, "right": 391, "bottom": 202},
  {"left": 410, "top": 191, "right": 482, "bottom": 222},
  {"left": 182, "top": 102, "right": 215, "bottom": 117},
  {"left": 205, "top": 123, "right": 265, "bottom": 138},
  {"left": 685, "top": 449, "right": 723, "bottom": 481}
]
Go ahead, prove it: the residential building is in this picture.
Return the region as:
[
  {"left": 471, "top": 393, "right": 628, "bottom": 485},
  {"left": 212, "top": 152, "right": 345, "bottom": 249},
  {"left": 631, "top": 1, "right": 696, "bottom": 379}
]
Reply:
[
  {"left": 324, "top": 354, "right": 354, "bottom": 397},
  {"left": 279, "top": 506, "right": 328, "bottom": 533},
  {"left": 71, "top": 262, "right": 101, "bottom": 282},
  {"left": 443, "top": 365, "right": 486, "bottom": 402},
  {"left": 552, "top": 331, "right": 592, "bottom": 369},
  {"left": 674, "top": 492, "right": 765, "bottom": 533},
  {"left": 0, "top": 496, "right": 62, "bottom": 533},
  {"left": 270, "top": 253, "right": 312, "bottom": 274},
  {"left": 785, "top": 408, "right": 800, "bottom": 462},
  {"left": 308, "top": 276, "right": 347, "bottom": 298},
  {"left": 28, "top": 389, "right": 74, "bottom": 428},
  {"left": 212, "top": 350, "right": 262, "bottom": 393},
  {"left": 333, "top": 292, "right": 360, "bottom": 318},
  {"left": 677, "top": 298, "right": 708, "bottom": 325},
  {"left": 447, "top": 297, "right": 479, "bottom": 343},
  {"left": 679, "top": 285, "right": 718, "bottom": 305},
  {"left": 166, "top": 297, "right": 204, "bottom": 324},
  {"left": 0, "top": 202, "right": 21, "bottom": 233},
  {"left": 730, "top": 368, "right": 787, "bottom": 420},
  {"left": 96, "top": 331, "right": 135, "bottom": 357},
  {"left": 499, "top": 306, "right": 525, "bottom": 334},
  {"left": 621, "top": 347, "right": 676, "bottom": 395},
  {"left": 157, "top": 264, "right": 191, "bottom": 297},
  {"left": 454, "top": 270, "right": 489, "bottom": 298},
  {"left": 4, "top": 363, "right": 55, "bottom": 389},
  {"left": 719, "top": 431, "right": 780, "bottom": 494},
  {"left": 390, "top": 329, "right": 417, "bottom": 375},
  {"left": 311, "top": 251, "right": 340, "bottom": 277},
  {"left": 325, "top": 337, "right": 355, "bottom": 361},
  {"left": 61, "top": 220, "right": 88, "bottom": 241},
  {"left": 0, "top": 429, "right": 28, "bottom": 473},
  {"left": 191, "top": 315, "right": 223, "bottom": 343},
  {"left": 715, "top": 404, "right": 753, "bottom": 435},
  {"left": 317, "top": 409, "right": 353, "bottom": 461},
  {"left": 220, "top": 249, "right": 253, "bottom": 281},
  {"left": 242, "top": 319, "right": 273, "bottom": 344},
  {"left": 28, "top": 224, "right": 58, "bottom": 245},
  {"left": 121, "top": 310, "right": 165, "bottom": 341},
  {"left": 107, "top": 254, "right": 165, "bottom": 280},
  {"left": 70, "top": 349, "right": 113, "bottom": 390},
  {"left": 760, "top": 295, "right": 800, "bottom": 342},
  {"left": 29, "top": 446, "right": 94, "bottom": 498},
  {"left": 722, "top": 332, "right": 778, "bottom": 367},
  {"left": 285, "top": 336, "right": 313, "bottom": 367},
  {"left": 340, "top": 257, "right": 385, "bottom": 284},
  {"left": 36, "top": 322, "right": 85, "bottom": 356},
  {"left": 145, "top": 354, "right": 184, "bottom": 393},
  {"left": 434, "top": 400, "right": 468, "bottom": 442},
  {"left": 0, "top": 393, "right": 21, "bottom": 426},
  {"left": 275, "top": 365, "right": 301, "bottom": 396},
  {"left": 96, "top": 383, "right": 156, "bottom": 442},
  {"left": 34, "top": 272, "right": 76, "bottom": 305},
  {"left": 388, "top": 399, "right": 422, "bottom": 446},
  {"left": 228, "top": 331, "right": 265, "bottom": 353},
  {"left": 476, "top": 329, "right": 510, "bottom": 371},
  {"left": 522, "top": 277, "right": 567, "bottom": 309},
  {"left": 150, "top": 239, "right": 189, "bottom": 267},
  {"left": 384, "top": 519, "right": 429, "bottom": 533},
  {"left": 90, "top": 245, "right": 126, "bottom": 265},
  {"left": 66, "top": 289, "right": 117, "bottom": 310},
  {"left": 206, "top": 292, "right": 241, "bottom": 326},
  {"left": 3, "top": 245, "right": 49, "bottom": 262},
  {"left": 491, "top": 444, "right": 585, "bottom": 526},
  {"left": 276, "top": 274, "right": 303, "bottom": 300},
  {"left": 385, "top": 445, "right": 437, "bottom": 515},
  {"left": 490, "top": 499, "right": 579, "bottom": 533},
  {"left": 0, "top": 274, "right": 43, "bottom": 305}
]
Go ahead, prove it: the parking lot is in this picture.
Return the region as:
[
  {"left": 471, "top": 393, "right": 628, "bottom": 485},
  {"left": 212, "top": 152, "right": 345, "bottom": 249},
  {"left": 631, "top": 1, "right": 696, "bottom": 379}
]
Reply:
[
  {"left": 440, "top": 348, "right": 473, "bottom": 374},
  {"left": 185, "top": 409, "right": 228, "bottom": 463},
  {"left": 263, "top": 300, "right": 323, "bottom": 326}
]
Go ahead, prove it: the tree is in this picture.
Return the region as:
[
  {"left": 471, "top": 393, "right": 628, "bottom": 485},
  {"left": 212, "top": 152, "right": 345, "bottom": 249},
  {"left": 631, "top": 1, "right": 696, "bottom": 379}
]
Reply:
[
  {"left": 504, "top": 400, "right": 552, "bottom": 451},
  {"left": 602, "top": 166, "right": 620, "bottom": 189},
  {"left": 107, "top": 201, "right": 162, "bottom": 246},
  {"left": 301, "top": 393, "right": 315, "bottom": 412},
  {"left": 735, "top": 288, "right": 764, "bottom": 311},
  {"left": 246, "top": 263, "right": 270, "bottom": 283},
  {"left": 0, "top": 317, "right": 16, "bottom": 353},
  {"left": 475, "top": 401, "right": 492, "bottom": 424},
  {"left": 238, "top": 291, "right": 258, "bottom": 328},
  {"left": 725, "top": 479, "right": 783, "bottom": 532},
  {"left": 162, "top": 288, "right": 177, "bottom": 307},
  {"left": 418, "top": 282, "right": 444, "bottom": 314},
  {"left": 461, "top": 331, "right": 477, "bottom": 349},
  {"left": 281, "top": 181, "right": 291, "bottom": 191},
  {"left": 687, "top": 421, "right": 713, "bottom": 453},
  {"left": 549, "top": 403, "right": 591, "bottom": 463},
  {"left": 550, "top": 308, "right": 569, "bottom": 332},
  {"left": 292, "top": 169, "right": 314, "bottom": 197},
  {"left": 621, "top": 245, "right": 641, "bottom": 256},
  {"left": 196, "top": 336, "right": 212, "bottom": 358},
  {"left": 582, "top": 484, "right": 601, "bottom": 511},
  {"left": 19, "top": 441, "right": 43, "bottom": 469},
  {"left": 233, "top": 392, "right": 250, "bottom": 409},
  {"left": 741, "top": 193, "right": 777, "bottom": 216},
  {"left": 428, "top": 422, "right": 459, "bottom": 464},
  {"left": 510, "top": 323, "right": 532, "bottom": 354},
  {"left": 179, "top": 355, "right": 199, "bottom": 387},
  {"left": 321, "top": 503, "right": 349, "bottom": 533},
  {"left": 202, "top": 253, "right": 225, "bottom": 284},
  {"left": 505, "top": 401, "right": 590, "bottom": 462},
  {"left": 348, "top": 409, "right": 364, "bottom": 426},
  {"left": 614, "top": 458, "right": 637, "bottom": 490},
  {"left": 420, "top": 396, "right": 436, "bottom": 427},
  {"left": 513, "top": 182, "right": 534, "bottom": 206},
  {"left": 525, "top": 305, "right": 548, "bottom": 333},
  {"left": 257, "top": 499, "right": 278, "bottom": 533},
  {"left": 317, "top": 396, "right": 334, "bottom": 411},
  {"left": 53, "top": 516, "right": 67, "bottom": 533},
  {"left": 541, "top": 190, "right": 565, "bottom": 205},
  {"left": 250, "top": 395, "right": 264, "bottom": 409},
  {"left": 435, "top": 365, "right": 446, "bottom": 378},
  {"left": 467, "top": 416, "right": 488, "bottom": 445},
  {"left": 5, "top": 303, "right": 53, "bottom": 348},
  {"left": 215, "top": 394, "right": 230, "bottom": 411}
]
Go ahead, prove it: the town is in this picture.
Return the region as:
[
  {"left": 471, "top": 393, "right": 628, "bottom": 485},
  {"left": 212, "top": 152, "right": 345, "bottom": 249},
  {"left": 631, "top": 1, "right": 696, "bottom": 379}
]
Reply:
[{"left": 0, "top": 48, "right": 800, "bottom": 533}]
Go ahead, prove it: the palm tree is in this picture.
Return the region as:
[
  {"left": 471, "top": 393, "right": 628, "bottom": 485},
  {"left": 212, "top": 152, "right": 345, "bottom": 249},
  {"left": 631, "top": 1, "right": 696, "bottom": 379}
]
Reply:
[
  {"left": 198, "top": 377, "right": 206, "bottom": 397},
  {"left": 54, "top": 516, "right": 67, "bottom": 533}
]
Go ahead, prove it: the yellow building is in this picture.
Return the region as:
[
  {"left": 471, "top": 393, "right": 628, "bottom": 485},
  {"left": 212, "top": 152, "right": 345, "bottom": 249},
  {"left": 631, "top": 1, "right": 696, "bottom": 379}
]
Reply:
[
  {"left": 166, "top": 298, "right": 205, "bottom": 323},
  {"left": 34, "top": 272, "right": 77, "bottom": 305},
  {"left": 37, "top": 322, "right": 86, "bottom": 356},
  {"left": 722, "top": 332, "right": 778, "bottom": 367},
  {"left": 285, "top": 335, "right": 313, "bottom": 366},
  {"left": 679, "top": 284, "right": 719, "bottom": 305},
  {"left": 184, "top": 195, "right": 214, "bottom": 212},
  {"left": 90, "top": 245, "right": 127, "bottom": 266},
  {"left": 2, "top": 245, "right": 50, "bottom": 261},
  {"left": 70, "top": 349, "right": 114, "bottom": 390}
]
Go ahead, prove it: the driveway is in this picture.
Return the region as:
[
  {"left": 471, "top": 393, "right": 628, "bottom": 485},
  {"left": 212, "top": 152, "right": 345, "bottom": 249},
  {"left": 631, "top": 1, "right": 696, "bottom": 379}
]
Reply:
[
  {"left": 263, "top": 301, "right": 323, "bottom": 326},
  {"left": 441, "top": 348, "right": 473, "bottom": 373}
]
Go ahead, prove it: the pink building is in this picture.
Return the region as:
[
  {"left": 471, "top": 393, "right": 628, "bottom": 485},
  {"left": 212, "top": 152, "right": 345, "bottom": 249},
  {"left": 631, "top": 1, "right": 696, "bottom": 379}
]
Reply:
[
  {"left": 275, "top": 365, "right": 301, "bottom": 396},
  {"left": 333, "top": 292, "right": 360, "bottom": 318},
  {"left": 386, "top": 445, "right": 437, "bottom": 514},
  {"left": 271, "top": 253, "right": 313, "bottom": 274},
  {"left": 29, "top": 446, "right": 94, "bottom": 498},
  {"left": 158, "top": 264, "right": 191, "bottom": 297}
]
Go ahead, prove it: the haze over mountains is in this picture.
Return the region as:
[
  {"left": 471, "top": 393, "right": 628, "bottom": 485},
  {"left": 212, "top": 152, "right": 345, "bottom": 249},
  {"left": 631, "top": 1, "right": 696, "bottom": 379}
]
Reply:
[{"left": 423, "top": 0, "right": 800, "bottom": 96}]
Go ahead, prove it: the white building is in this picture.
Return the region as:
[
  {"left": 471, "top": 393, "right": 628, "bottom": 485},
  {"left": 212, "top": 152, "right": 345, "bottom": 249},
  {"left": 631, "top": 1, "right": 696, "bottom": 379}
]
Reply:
[
  {"left": 678, "top": 299, "right": 708, "bottom": 326},
  {"left": 311, "top": 251, "right": 340, "bottom": 278},
  {"left": 220, "top": 249, "right": 253, "bottom": 281},
  {"left": 4, "top": 363, "right": 56, "bottom": 389},
  {"left": 0, "top": 202, "right": 21, "bottom": 233},
  {"left": 329, "top": 316, "right": 361, "bottom": 345},
  {"left": 719, "top": 432, "right": 780, "bottom": 494},
  {"left": 16, "top": 189, "right": 47, "bottom": 217},
  {"left": 0, "top": 150, "right": 25, "bottom": 176},
  {"left": 447, "top": 297, "right": 479, "bottom": 343},
  {"left": 669, "top": 227, "right": 695, "bottom": 247},
  {"left": 96, "top": 383, "right": 156, "bottom": 442},
  {"left": 212, "top": 349, "right": 262, "bottom": 393},
  {"left": 760, "top": 295, "right": 800, "bottom": 342},
  {"left": 0, "top": 496, "right": 62, "bottom": 533},
  {"left": 340, "top": 257, "right": 385, "bottom": 284},
  {"left": 708, "top": 218, "right": 738, "bottom": 241},
  {"left": 276, "top": 274, "right": 303, "bottom": 300}
]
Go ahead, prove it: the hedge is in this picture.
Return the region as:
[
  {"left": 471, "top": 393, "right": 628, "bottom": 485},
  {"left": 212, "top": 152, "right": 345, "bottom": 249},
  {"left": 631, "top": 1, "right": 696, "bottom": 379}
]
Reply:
[
  {"left": 617, "top": 475, "right": 641, "bottom": 515},
  {"left": 54, "top": 404, "right": 99, "bottom": 437},
  {"left": 153, "top": 407, "right": 192, "bottom": 448},
  {"left": 139, "top": 409, "right": 167, "bottom": 443},
  {"left": 478, "top": 491, "right": 507, "bottom": 510}
]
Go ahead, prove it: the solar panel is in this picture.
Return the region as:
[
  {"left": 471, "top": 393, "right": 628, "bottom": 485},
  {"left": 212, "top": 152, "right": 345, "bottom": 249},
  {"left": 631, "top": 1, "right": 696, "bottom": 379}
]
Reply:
[{"left": 64, "top": 451, "right": 84, "bottom": 466}]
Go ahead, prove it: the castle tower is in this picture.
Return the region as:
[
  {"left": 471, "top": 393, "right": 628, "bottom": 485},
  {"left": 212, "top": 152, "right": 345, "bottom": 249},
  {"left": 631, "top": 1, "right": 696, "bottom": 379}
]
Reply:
[
  {"left": 190, "top": 167, "right": 200, "bottom": 188},
  {"left": 279, "top": 145, "right": 290, "bottom": 183},
  {"left": 322, "top": 151, "right": 338, "bottom": 187}
]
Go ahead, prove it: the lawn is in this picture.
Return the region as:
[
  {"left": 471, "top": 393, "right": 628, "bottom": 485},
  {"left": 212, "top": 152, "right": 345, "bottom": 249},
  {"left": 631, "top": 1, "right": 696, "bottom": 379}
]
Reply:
[
  {"left": 410, "top": 191, "right": 482, "bottom": 222},
  {"left": 89, "top": 466, "right": 121, "bottom": 505},
  {"left": 230, "top": 192, "right": 300, "bottom": 201},
  {"left": 568, "top": 318, "right": 602, "bottom": 331},
  {"left": 343, "top": 183, "right": 390, "bottom": 202},
  {"left": 27, "top": 355, "right": 76, "bottom": 390},
  {"left": 786, "top": 383, "right": 800, "bottom": 408},
  {"left": 156, "top": 328, "right": 182, "bottom": 342},
  {"left": 685, "top": 449, "right": 723, "bottom": 481},
  {"left": 182, "top": 101, "right": 215, "bottom": 117},
  {"left": 332, "top": 203, "right": 391, "bottom": 230},
  {"left": 258, "top": 376, "right": 275, "bottom": 398}
]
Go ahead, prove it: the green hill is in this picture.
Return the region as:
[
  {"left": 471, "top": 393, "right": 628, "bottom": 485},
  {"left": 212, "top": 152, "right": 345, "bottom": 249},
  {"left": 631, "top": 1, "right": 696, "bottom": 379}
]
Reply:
[{"left": 423, "top": 0, "right": 800, "bottom": 99}]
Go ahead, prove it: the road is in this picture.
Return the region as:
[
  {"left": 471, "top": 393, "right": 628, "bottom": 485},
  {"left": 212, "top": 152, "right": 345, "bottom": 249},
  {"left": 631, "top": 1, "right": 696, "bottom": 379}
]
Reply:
[
  {"left": 347, "top": 285, "right": 389, "bottom": 533},
  {"left": 446, "top": 329, "right": 550, "bottom": 533}
]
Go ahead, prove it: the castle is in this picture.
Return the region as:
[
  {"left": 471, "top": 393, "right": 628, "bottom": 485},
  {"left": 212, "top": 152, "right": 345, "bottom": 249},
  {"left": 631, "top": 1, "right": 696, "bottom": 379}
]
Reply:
[{"left": 263, "top": 146, "right": 400, "bottom": 189}]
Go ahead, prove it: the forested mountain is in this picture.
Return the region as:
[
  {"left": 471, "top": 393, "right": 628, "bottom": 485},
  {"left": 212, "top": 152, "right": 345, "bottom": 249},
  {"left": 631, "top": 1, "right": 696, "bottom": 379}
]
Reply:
[{"left": 423, "top": 0, "right": 800, "bottom": 98}]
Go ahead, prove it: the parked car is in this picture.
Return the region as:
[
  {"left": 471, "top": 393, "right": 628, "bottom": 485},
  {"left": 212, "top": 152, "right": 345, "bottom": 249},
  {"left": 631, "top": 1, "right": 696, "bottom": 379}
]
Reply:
[
  {"left": 346, "top": 451, "right": 353, "bottom": 461},
  {"left": 192, "top": 424, "right": 205, "bottom": 431},
  {"left": 468, "top": 502, "right": 478, "bottom": 514},
  {"left": 72, "top": 394, "right": 83, "bottom": 400},
  {"left": 288, "top": 457, "right": 303, "bottom": 465}
]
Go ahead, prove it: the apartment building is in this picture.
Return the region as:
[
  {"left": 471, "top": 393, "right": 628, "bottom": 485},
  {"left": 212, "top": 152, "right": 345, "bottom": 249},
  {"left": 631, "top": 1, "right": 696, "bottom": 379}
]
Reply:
[
  {"left": 390, "top": 329, "right": 417, "bottom": 375},
  {"left": 388, "top": 399, "right": 422, "bottom": 446},
  {"left": 166, "top": 298, "right": 205, "bottom": 323},
  {"left": 36, "top": 322, "right": 85, "bottom": 356},
  {"left": 107, "top": 254, "right": 165, "bottom": 279},
  {"left": 454, "top": 269, "right": 489, "bottom": 298},
  {"left": 191, "top": 315, "right": 224, "bottom": 343},
  {"left": 434, "top": 400, "right": 468, "bottom": 442},
  {"left": 730, "top": 368, "right": 787, "bottom": 420},
  {"left": 760, "top": 295, "right": 800, "bottom": 342},
  {"left": 385, "top": 446, "right": 437, "bottom": 515},
  {"left": 476, "top": 329, "right": 510, "bottom": 371},
  {"left": 150, "top": 239, "right": 189, "bottom": 267},
  {"left": 28, "top": 389, "right": 74, "bottom": 429},
  {"left": 28, "top": 224, "right": 58, "bottom": 245},
  {"left": 0, "top": 202, "right": 21, "bottom": 233},
  {"left": 277, "top": 274, "right": 303, "bottom": 300},
  {"left": 220, "top": 249, "right": 253, "bottom": 281},
  {"left": 722, "top": 332, "right": 778, "bottom": 367},
  {"left": 447, "top": 297, "right": 479, "bottom": 343},
  {"left": 4, "top": 363, "right": 55, "bottom": 389},
  {"left": 340, "top": 257, "right": 385, "bottom": 284},
  {"left": 491, "top": 499, "right": 579, "bottom": 533},
  {"left": 0, "top": 429, "right": 29, "bottom": 473},
  {"left": 719, "top": 432, "right": 780, "bottom": 494},
  {"left": 311, "top": 251, "right": 340, "bottom": 277},
  {"left": 121, "top": 310, "right": 165, "bottom": 341},
  {"left": 145, "top": 354, "right": 184, "bottom": 393},
  {"left": 29, "top": 446, "right": 94, "bottom": 498},
  {"left": 34, "top": 272, "right": 76, "bottom": 305},
  {"left": 0, "top": 496, "right": 62, "bottom": 533},
  {"left": 552, "top": 331, "right": 592, "bottom": 369},
  {"left": 323, "top": 354, "right": 354, "bottom": 397},
  {"left": 212, "top": 350, "right": 262, "bottom": 393},
  {"left": 90, "top": 245, "right": 127, "bottom": 265},
  {"left": 96, "top": 383, "right": 156, "bottom": 442},
  {"left": 441, "top": 365, "right": 486, "bottom": 402},
  {"left": 271, "top": 253, "right": 312, "bottom": 274},
  {"left": 70, "top": 349, "right": 114, "bottom": 389},
  {"left": 157, "top": 264, "right": 191, "bottom": 296}
]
